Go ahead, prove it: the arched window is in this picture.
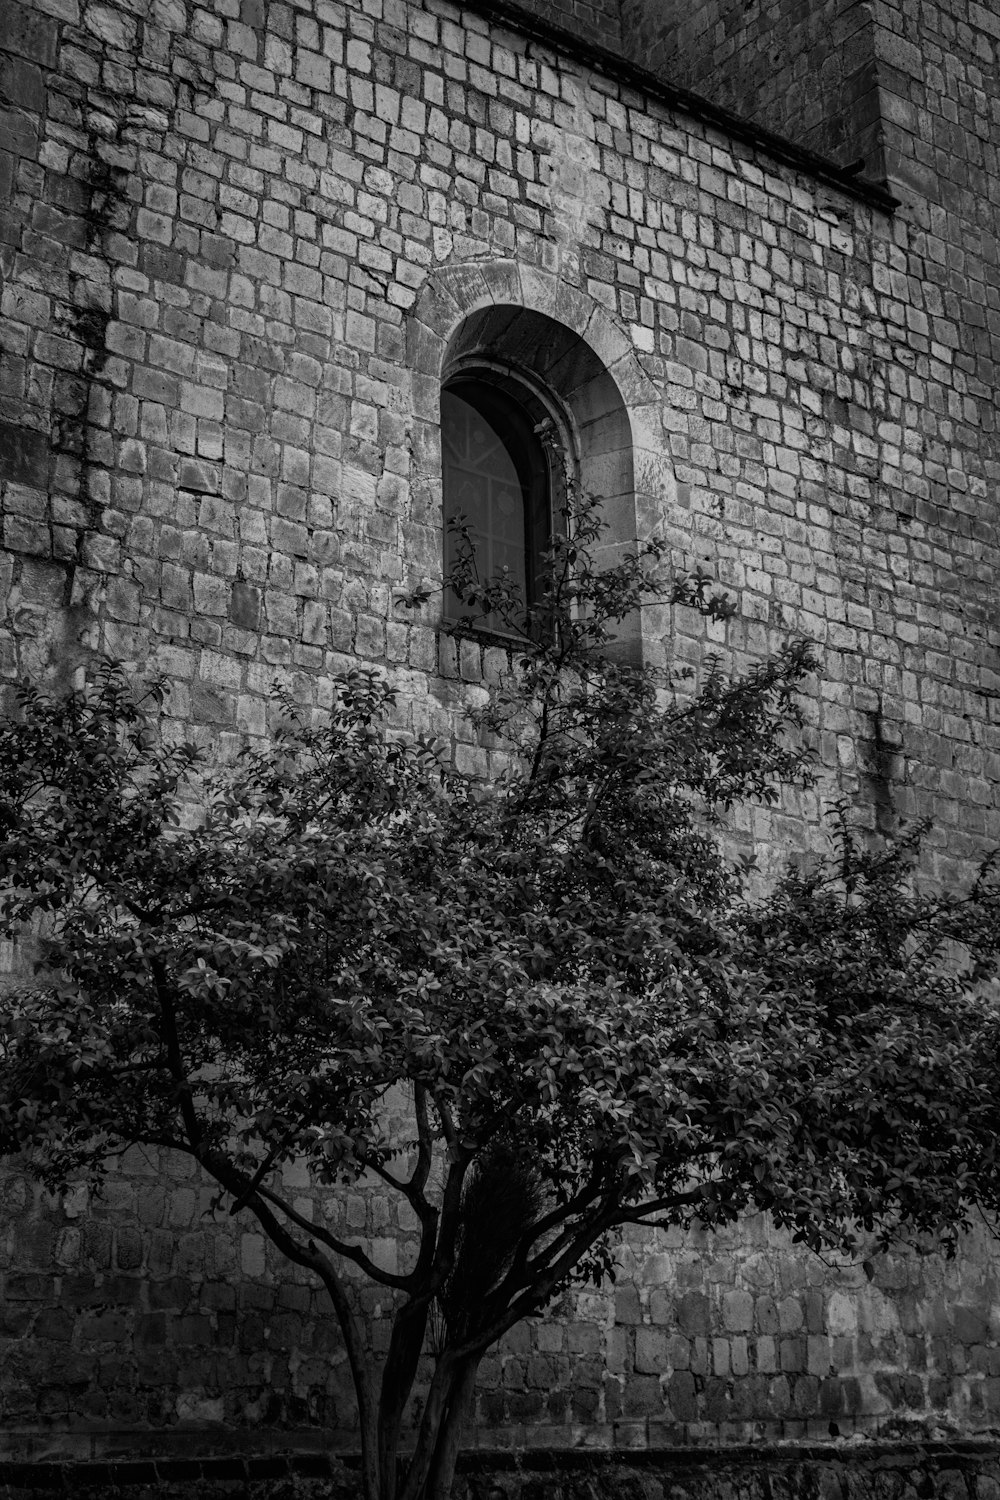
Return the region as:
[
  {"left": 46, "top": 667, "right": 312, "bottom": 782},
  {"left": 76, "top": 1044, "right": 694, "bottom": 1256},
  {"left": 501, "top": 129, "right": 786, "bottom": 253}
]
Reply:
[
  {"left": 441, "top": 374, "right": 559, "bottom": 633},
  {"left": 412, "top": 283, "right": 662, "bottom": 666}
]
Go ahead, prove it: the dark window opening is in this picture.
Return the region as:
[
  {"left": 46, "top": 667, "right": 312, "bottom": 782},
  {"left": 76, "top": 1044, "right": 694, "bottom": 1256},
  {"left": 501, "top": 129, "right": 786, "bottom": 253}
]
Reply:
[{"left": 441, "top": 376, "right": 557, "bottom": 634}]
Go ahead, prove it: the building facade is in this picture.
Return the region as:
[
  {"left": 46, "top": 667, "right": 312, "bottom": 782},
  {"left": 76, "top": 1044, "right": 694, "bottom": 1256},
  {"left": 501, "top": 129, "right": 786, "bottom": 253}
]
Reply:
[{"left": 1, "top": 0, "right": 1000, "bottom": 1461}]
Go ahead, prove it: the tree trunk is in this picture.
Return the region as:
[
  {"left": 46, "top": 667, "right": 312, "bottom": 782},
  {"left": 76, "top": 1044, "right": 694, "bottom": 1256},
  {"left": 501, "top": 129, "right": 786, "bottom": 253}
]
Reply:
[
  {"left": 377, "top": 1302, "right": 431, "bottom": 1500},
  {"left": 394, "top": 1349, "right": 483, "bottom": 1500},
  {"left": 423, "top": 1356, "right": 480, "bottom": 1500}
]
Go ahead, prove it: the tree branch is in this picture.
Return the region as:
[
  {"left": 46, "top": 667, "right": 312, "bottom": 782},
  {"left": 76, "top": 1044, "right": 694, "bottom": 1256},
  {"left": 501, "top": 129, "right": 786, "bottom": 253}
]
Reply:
[
  {"left": 410, "top": 1082, "right": 434, "bottom": 1201},
  {"left": 200, "top": 1151, "right": 381, "bottom": 1500},
  {"left": 449, "top": 1208, "right": 620, "bottom": 1363},
  {"left": 254, "top": 1181, "right": 413, "bottom": 1290},
  {"left": 464, "top": 1184, "right": 717, "bottom": 1364},
  {"left": 618, "top": 1184, "right": 716, "bottom": 1223},
  {"left": 361, "top": 1155, "right": 413, "bottom": 1198},
  {"left": 433, "top": 1090, "right": 459, "bottom": 1153}
]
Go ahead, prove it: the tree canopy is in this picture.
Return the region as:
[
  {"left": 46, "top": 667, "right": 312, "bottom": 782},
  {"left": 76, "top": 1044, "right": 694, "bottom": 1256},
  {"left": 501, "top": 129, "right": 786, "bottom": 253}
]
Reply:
[{"left": 2, "top": 493, "right": 1000, "bottom": 1500}]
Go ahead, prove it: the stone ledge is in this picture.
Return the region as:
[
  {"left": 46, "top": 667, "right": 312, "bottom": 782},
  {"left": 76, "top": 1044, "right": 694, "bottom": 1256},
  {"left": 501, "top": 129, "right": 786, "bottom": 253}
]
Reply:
[{"left": 2, "top": 1443, "right": 1000, "bottom": 1498}]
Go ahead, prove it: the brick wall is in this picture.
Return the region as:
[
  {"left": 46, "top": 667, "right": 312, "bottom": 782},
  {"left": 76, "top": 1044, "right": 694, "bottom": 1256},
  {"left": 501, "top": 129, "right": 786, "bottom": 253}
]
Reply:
[{"left": 2, "top": 0, "right": 1000, "bottom": 1463}]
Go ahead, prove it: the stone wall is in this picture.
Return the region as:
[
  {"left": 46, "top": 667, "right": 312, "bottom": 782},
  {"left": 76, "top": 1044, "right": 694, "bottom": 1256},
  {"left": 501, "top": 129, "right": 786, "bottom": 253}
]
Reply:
[
  {"left": 2, "top": 0, "right": 1000, "bottom": 1464},
  {"left": 617, "top": 0, "right": 884, "bottom": 174},
  {"left": 521, "top": 0, "right": 622, "bottom": 54},
  {"left": 4, "top": 1159, "right": 1000, "bottom": 1455},
  {"left": 870, "top": 0, "right": 1000, "bottom": 213}
]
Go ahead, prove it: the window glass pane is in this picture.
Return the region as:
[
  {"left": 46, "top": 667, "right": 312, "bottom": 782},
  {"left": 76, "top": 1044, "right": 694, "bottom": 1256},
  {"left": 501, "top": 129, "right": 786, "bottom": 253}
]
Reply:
[{"left": 442, "top": 388, "right": 528, "bottom": 624}]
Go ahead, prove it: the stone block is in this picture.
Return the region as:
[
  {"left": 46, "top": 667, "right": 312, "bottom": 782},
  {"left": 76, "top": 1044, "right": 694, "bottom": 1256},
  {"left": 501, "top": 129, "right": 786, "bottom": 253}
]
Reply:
[
  {"left": 723, "top": 1289, "right": 754, "bottom": 1332},
  {"left": 676, "top": 1291, "right": 711, "bottom": 1337},
  {"left": 667, "top": 1369, "right": 697, "bottom": 1422},
  {"left": 1, "top": 1, "right": 57, "bottom": 65},
  {"left": 635, "top": 1327, "right": 669, "bottom": 1374},
  {"left": 229, "top": 578, "right": 262, "bottom": 629},
  {"left": 614, "top": 1286, "right": 641, "bottom": 1325},
  {"left": 0, "top": 55, "right": 45, "bottom": 111},
  {"left": 778, "top": 1296, "right": 804, "bottom": 1333},
  {"left": 0, "top": 423, "right": 49, "bottom": 489}
]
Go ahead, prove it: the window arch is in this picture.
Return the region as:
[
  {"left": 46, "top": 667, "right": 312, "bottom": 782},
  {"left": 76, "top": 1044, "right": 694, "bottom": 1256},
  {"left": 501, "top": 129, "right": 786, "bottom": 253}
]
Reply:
[
  {"left": 440, "top": 368, "right": 567, "bottom": 634},
  {"left": 409, "top": 267, "right": 677, "bottom": 667}
]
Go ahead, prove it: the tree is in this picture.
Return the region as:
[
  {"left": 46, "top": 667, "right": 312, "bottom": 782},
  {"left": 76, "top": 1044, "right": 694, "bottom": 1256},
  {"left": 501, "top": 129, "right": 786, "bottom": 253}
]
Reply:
[{"left": 2, "top": 492, "right": 1000, "bottom": 1500}]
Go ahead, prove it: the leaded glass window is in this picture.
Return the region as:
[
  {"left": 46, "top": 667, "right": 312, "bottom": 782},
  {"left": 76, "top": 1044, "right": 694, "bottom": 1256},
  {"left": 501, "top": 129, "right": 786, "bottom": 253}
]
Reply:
[{"left": 441, "top": 378, "right": 551, "bottom": 633}]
